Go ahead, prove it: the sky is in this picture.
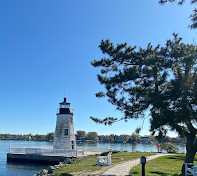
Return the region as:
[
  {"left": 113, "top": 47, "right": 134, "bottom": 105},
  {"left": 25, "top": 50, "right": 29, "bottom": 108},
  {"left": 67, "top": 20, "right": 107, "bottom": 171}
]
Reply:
[{"left": 0, "top": 0, "right": 196, "bottom": 137}]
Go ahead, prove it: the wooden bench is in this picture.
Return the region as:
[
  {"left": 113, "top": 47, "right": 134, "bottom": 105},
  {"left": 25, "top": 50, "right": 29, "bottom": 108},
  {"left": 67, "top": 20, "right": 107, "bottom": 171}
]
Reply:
[
  {"left": 185, "top": 163, "right": 197, "bottom": 176},
  {"left": 96, "top": 152, "right": 112, "bottom": 166}
]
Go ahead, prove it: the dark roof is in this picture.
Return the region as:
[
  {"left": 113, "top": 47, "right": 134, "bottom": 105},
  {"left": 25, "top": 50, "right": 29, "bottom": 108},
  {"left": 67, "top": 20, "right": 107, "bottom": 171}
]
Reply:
[{"left": 59, "top": 98, "right": 71, "bottom": 105}]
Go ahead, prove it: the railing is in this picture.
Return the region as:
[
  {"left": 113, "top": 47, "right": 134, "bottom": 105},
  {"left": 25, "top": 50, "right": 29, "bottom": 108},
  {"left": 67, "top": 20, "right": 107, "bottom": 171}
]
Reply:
[
  {"left": 9, "top": 147, "right": 85, "bottom": 157},
  {"left": 76, "top": 146, "right": 113, "bottom": 152}
]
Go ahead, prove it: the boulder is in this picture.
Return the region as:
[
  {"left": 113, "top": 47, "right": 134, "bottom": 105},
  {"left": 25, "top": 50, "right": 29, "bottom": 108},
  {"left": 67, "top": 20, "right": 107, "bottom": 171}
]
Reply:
[
  {"left": 40, "top": 169, "right": 48, "bottom": 175},
  {"left": 48, "top": 165, "right": 55, "bottom": 173},
  {"left": 63, "top": 158, "right": 72, "bottom": 164},
  {"left": 59, "top": 162, "right": 63, "bottom": 167}
]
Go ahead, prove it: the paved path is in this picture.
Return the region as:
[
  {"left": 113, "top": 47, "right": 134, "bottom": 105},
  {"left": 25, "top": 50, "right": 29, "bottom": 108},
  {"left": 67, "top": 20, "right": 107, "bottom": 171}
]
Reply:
[{"left": 102, "top": 153, "right": 171, "bottom": 176}]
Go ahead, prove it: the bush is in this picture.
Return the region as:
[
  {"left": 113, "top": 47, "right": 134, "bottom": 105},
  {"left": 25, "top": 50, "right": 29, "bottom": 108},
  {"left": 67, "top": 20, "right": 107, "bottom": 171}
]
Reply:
[
  {"left": 112, "top": 150, "right": 120, "bottom": 153},
  {"left": 100, "top": 151, "right": 109, "bottom": 156},
  {"left": 100, "top": 150, "right": 120, "bottom": 156},
  {"left": 160, "top": 143, "right": 178, "bottom": 153}
]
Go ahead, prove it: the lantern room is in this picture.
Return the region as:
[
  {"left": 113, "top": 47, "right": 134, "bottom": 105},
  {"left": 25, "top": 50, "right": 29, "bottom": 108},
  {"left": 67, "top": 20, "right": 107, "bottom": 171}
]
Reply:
[{"left": 57, "top": 98, "right": 73, "bottom": 114}]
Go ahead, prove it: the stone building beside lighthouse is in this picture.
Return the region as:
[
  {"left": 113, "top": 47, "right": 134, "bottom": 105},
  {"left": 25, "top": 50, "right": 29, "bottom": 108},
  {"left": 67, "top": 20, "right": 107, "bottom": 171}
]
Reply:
[{"left": 53, "top": 98, "right": 76, "bottom": 150}]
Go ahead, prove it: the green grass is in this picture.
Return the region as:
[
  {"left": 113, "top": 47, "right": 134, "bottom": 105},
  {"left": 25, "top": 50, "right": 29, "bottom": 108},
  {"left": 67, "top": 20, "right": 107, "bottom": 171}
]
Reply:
[
  {"left": 130, "top": 154, "right": 197, "bottom": 176},
  {"left": 52, "top": 152, "right": 155, "bottom": 176}
]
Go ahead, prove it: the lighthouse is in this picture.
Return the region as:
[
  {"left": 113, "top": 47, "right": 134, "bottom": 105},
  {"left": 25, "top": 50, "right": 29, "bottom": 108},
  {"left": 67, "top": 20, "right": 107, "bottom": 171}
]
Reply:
[{"left": 53, "top": 98, "right": 76, "bottom": 150}]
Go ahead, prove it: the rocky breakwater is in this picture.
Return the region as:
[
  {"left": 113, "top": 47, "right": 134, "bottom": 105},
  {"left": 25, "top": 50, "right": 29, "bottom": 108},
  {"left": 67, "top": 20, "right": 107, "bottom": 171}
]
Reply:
[{"left": 34, "top": 157, "right": 77, "bottom": 176}]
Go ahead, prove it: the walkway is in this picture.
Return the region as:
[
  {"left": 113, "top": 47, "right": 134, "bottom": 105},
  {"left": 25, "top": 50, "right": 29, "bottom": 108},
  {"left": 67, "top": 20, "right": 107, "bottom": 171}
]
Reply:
[{"left": 102, "top": 153, "right": 171, "bottom": 176}]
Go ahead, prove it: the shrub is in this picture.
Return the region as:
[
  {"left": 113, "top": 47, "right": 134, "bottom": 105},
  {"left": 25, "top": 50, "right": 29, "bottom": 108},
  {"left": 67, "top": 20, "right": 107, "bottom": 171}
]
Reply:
[
  {"left": 112, "top": 150, "right": 120, "bottom": 153},
  {"left": 100, "top": 150, "right": 120, "bottom": 156},
  {"left": 100, "top": 151, "right": 109, "bottom": 156},
  {"left": 160, "top": 143, "right": 178, "bottom": 153}
]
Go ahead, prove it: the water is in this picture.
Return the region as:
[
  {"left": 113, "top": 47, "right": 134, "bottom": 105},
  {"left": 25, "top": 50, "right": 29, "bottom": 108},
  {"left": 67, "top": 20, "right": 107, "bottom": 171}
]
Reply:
[
  {"left": 0, "top": 140, "right": 52, "bottom": 176},
  {"left": 0, "top": 140, "right": 186, "bottom": 176},
  {"left": 76, "top": 142, "right": 185, "bottom": 153}
]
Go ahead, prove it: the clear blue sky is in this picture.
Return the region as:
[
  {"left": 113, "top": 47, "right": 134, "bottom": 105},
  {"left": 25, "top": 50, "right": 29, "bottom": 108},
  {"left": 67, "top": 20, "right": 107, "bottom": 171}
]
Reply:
[{"left": 0, "top": 0, "right": 196, "bottom": 137}]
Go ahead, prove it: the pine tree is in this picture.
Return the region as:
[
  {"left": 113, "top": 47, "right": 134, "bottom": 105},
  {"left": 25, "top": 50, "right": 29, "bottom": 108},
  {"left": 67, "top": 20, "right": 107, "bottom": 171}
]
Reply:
[
  {"left": 159, "top": 0, "right": 197, "bottom": 28},
  {"left": 91, "top": 33, "right": 197, "bottom": 173}
]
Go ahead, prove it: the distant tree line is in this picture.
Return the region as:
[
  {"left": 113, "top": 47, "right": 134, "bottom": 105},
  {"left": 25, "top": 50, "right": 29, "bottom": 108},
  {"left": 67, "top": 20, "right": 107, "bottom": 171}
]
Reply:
[
  {"left": 75, "top": 130, "right": 185, "bottom": 144},
  {"left": 0, "top": 131, "right": 186, "bottom": 144},
  {"left": 76, "top": 130, "right": 98, "bottom": 140},
  {"left": 0, "top": 132, "right": 54, "bottom": 141}
]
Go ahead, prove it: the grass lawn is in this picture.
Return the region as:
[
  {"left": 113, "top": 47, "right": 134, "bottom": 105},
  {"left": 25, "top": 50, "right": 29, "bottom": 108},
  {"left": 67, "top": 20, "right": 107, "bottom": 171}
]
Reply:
[
  {"left": 130, "top": 154, "right": 197, "bottom": 176},
  {"left": 51, "top": 152, "right": 155, "bottom": 176}
]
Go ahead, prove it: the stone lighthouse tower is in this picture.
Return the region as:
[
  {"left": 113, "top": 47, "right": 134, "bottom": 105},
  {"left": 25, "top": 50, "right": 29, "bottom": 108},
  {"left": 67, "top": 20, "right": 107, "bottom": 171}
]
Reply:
[{"left": 53, "top": 98, "right": 76, "bottom": 150}]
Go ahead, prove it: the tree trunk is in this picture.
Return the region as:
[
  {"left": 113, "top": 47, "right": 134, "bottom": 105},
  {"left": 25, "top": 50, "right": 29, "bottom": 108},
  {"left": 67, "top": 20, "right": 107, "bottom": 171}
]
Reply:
[{"left": 181, "top": 135, "right": 197, "bottom": 175}]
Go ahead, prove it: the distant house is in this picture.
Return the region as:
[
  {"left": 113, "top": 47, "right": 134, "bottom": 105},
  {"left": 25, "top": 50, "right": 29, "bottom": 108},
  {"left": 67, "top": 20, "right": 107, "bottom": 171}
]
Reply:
[
  {"left": 114, "top": 136, "right": 124, "bottom": 143},
  {"left": 76, "top": 137, "right": 86, "bottom": 143},
  {"left": 94, "top": 137, "right": 99, "bottom": 142},
  {"left": 26, "top": 136, "right": 32, "bottom": 141},
  {"left": 100, "top": 136, "right": 109, "bottom": 142},
  {"left": 140, "top": 137, "right": 151, "bottom": 144},
  {"left": 172, "top": 137, "right": 186, "bottom": 144}
]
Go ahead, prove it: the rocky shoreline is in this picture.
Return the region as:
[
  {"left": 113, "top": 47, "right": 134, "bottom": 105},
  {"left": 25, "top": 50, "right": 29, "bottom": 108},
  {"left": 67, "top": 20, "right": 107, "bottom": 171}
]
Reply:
[
  {"left": 34, "top": 158, "right": 77, "bottom": 176},
  {"left": 33, "top": 152, "right": 101, "bottom": 176}
]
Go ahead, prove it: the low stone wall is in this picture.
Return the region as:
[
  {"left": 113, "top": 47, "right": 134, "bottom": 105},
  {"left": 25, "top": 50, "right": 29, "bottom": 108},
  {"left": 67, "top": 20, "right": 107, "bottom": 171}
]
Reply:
[{"left": 7, "top": 153, "right": 76, "bottom": 165}]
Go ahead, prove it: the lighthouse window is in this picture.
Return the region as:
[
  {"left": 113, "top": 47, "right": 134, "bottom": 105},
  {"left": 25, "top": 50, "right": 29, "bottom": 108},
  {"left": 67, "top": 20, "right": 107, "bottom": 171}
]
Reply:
[
  {"left": 60, "top": 105, "right": 69, "bottom": 108},
  {"left": 64, "top": 129, "right": 68, "bottom": 136},
  {"left": 71, "top": 141, "right": 74, "bottom": 149}
]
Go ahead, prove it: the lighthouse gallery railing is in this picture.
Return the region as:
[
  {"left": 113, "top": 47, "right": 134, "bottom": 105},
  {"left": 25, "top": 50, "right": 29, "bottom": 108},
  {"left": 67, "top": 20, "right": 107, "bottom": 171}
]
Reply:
[{"left": 9, "top": 147, "right": 85, "bottom": 157}]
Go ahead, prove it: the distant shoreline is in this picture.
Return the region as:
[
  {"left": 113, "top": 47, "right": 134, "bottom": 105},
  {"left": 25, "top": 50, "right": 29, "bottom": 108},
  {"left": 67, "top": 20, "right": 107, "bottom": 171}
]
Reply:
[
  {"left": 0, "top": 139, "right": 186, "bottom": 146},
  {"left": 0, "top": 138, "right": 53, "bottom": 142}
]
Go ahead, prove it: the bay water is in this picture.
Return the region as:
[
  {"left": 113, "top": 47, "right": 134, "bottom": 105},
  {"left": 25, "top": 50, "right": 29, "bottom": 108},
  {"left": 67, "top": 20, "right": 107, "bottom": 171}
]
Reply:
[{"left": 0, "top": 140, "right": 186, "bottom": 176}]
